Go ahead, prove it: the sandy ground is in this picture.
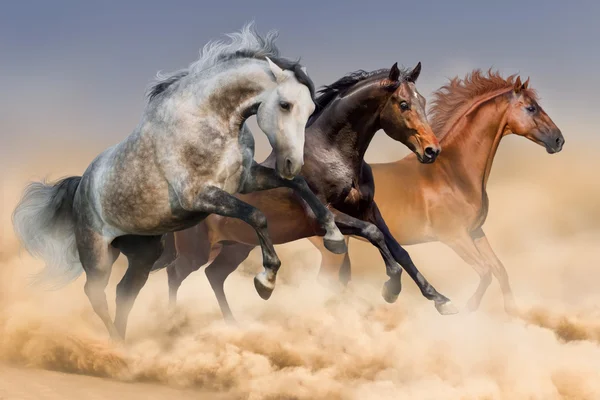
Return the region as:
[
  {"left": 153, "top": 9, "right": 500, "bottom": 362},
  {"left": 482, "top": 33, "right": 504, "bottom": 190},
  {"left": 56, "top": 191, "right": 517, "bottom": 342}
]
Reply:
[
  {"left": 0, "top": 364, "right": 228, "bottom": 400},
  {"left": 1, "top": 141, "right": 600, "bottom": 399}
]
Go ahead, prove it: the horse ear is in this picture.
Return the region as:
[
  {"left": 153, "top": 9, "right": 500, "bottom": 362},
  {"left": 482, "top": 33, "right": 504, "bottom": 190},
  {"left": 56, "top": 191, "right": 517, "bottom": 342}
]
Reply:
[
  {"left": 522, "top": 77, "right": 530, "bottom": 90},
  {"left": 514, "top": 76, "right": 523, "bottom": 93},
  {"left": 265, "top": 57, "right": 286, "bottom": 83},
  {"left": 406, "top": 61, "right": 422, "bottom": 83},
  {"left": 300, "top": 66, "right": 308, "bottom": 75},
  {"left": 389, "top": 62, "right": 400, "bottom": 82}
]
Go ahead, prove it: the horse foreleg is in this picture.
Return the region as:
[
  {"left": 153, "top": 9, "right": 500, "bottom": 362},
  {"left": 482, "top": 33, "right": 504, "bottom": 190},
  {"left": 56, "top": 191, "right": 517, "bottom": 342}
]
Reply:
[
  {"left": 241, "top": 163, "right": 347, "bottom": 254},
  {"left": 308, "top": 236, "right": 352, "bottom": 287},
  {"left": 204, "top": 243, "right": 254, "bottom": 323},
  {"left": 166, "top": 226, "right": 213, "bottom": 307},
  {"left": 190, "top": 186, "right": 281, "bottom": 300},
  {"left": 367, "top": 202, "right": 457, "bottom": 315},
  {"left": 328, "top": 209, "right": 407, "bottom": 303},
  {"left": 443, "top": 231, "right": 494, "bottom": 312}
]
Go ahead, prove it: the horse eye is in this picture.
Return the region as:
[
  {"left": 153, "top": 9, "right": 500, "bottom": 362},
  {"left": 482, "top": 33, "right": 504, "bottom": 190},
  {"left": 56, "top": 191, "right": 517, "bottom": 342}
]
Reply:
[
  {"left": 526, "top": 105, "right": 536, "bottom": 113},
  {"left": 279, "top": 101, "right": 291, "bottom": 111},
  {"left": 400, "top": 101, "right": 410, "bottom": 111}
]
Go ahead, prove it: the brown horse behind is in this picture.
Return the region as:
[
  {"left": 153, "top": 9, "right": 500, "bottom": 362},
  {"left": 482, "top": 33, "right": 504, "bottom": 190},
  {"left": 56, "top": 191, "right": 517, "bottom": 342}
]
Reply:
[
  {"left": 311, "top": 70, "right": 565, "bottom": 313},
  {"left": 153, "top": 63, "right": 460, "bottom": 321}
]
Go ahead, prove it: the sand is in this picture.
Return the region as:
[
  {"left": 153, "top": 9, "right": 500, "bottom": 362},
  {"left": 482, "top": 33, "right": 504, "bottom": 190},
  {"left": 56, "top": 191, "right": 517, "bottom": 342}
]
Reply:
[{"left": 1, "top": 138, "right": 599, "bottom": 399}]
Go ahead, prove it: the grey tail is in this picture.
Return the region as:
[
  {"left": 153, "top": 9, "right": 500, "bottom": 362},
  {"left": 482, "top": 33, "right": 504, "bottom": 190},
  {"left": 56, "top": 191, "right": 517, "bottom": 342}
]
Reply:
[{"left": 12, "top": 176, "right": 84, "bottom": 288}]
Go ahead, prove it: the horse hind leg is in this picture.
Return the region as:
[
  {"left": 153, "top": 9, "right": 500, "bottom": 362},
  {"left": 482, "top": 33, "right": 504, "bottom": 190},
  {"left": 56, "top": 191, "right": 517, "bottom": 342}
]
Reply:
[
  {"left": 77, "top": 228, "right": 121, "bottom": 339},
  {"left": 152, "top": 233, "right": 177, "bottom": 272},
  {"left": 167, "top": 255, "right": 189, "bottom": 307},
  {"left": 166, "top": 227, "right": 213, "bottom": 307},
  {"left": 330, "top": 211, "right": 404, "bottom": 303},
  {"left": 471, "top": 229, "right": 518, "bottom": 315},
  {"left": 443, "top": 233, "right": 492, "bottom": 312},
  {"left": 204, "top": 243, "right": 254, "bottom": 323},
  {"left": 167, "top": 252, "right": 210, "bottom": 307},
  {"left": 112, "top": 235, "right": 164, "bottom": 338}
]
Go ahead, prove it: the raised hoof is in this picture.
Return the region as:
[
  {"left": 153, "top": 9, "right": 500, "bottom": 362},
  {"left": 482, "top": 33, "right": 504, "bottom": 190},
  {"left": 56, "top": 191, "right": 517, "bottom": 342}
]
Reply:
[
  {"left": 254, "top": 274, "right": 275, "bottom": 300},
  {"left": 435, "top": 300, "right": 459, "bottom": 315},
  {"left": 381, "top": 280, "right": 400, "bottom": 304},
  {"left": 323, "top": 238, "right": 348, "bottom": 254}
]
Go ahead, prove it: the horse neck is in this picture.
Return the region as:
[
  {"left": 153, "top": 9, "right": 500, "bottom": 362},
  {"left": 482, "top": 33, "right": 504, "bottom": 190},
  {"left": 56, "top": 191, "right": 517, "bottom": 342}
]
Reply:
[
  {"left": 309, "top": 89, "right": 383, "bottom": 175},
  {"left": 439, "top": 93, "right": 510, "bottom": 195},
  {"left": 195, "top": 61, "right": 275, "bottom": 132}
]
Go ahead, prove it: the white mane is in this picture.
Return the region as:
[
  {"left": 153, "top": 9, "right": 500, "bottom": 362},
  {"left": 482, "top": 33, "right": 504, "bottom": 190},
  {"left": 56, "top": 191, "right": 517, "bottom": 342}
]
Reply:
[{"left": 147, "top": 22, "right": 281, "bottom": 100}]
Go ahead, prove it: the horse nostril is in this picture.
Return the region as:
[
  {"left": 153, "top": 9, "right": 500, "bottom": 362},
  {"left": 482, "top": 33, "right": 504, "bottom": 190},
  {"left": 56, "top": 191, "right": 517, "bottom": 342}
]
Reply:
[
  {"left": 285, "top": 158, "right": 293, "bottom": 174},
  {"left": 425, "top": 147, "right": 436, "bottom": 157},
  {"left": 556, "top": 137, "right": 563, "bottom": 146}
]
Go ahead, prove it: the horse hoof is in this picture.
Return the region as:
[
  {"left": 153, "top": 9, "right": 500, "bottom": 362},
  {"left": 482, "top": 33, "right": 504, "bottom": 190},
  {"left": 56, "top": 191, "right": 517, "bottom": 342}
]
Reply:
[
  {"left": 254, "top": 273, "right": 275, "bottom": 300},
  {"left": 381, "top": 281, "right": 400, "bottom": 304},
  {"left": 324, "top": 238, "right": 348, "bottom": 254},
  {"left": 435, "top": 300, "right": 459, "bottom": 315}
]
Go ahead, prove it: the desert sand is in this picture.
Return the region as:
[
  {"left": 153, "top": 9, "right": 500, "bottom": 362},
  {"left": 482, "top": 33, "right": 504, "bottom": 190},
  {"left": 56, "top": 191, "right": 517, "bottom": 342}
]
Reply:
[{"left": 1, "top": 138, "right": 600, "bottom": 399}]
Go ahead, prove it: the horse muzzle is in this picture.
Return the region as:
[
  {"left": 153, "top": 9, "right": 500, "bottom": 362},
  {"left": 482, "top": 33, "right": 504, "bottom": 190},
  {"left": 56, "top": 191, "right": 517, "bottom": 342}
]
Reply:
[
  {"left": 277, "top": 157, "right": 303, "bottom": 180},
  {"left": 544, "top": 130, "right": 565, "bottom": 154},
  {"left": 421, "top": 145, "right": 441, "bottom": 163}
]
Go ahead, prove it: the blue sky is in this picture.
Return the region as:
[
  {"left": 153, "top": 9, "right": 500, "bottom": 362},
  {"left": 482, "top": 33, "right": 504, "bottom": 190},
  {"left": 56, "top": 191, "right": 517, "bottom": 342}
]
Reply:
[{"left": 1, "top": 0, "right": 598, "bottom": 168}]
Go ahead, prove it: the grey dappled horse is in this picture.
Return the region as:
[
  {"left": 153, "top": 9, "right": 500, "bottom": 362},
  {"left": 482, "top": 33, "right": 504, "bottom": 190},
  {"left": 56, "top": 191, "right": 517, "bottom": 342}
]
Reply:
[{"left": 12, "top": 23, "right": 345, "bottom": 339}]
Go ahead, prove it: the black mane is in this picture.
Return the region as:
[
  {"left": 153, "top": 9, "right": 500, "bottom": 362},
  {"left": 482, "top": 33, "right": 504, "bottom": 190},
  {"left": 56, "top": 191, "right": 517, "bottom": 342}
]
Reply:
[{"left": 308, "top": 67, "right": 410, "bottom": 126}]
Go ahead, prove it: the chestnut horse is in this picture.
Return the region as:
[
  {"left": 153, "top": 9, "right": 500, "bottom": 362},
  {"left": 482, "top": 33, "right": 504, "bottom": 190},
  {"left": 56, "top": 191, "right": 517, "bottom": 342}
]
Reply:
[
  {"left": 153, "top": 63, "right": 460, "bottom": 320},
  {"left": 310, "top": 70, "right": 565, "bottom": 314}
]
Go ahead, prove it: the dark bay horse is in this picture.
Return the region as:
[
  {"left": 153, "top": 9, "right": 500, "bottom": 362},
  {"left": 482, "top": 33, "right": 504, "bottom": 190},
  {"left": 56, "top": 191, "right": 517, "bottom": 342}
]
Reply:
[
  {"left": 154, "top": 62, "right": 459, "bottom": 321},
  {"left": 12, "top": 24, "right": 345, "bottom": 339},
  {"left": 311, "top": 70, "right": 565, "bottom": 314}
]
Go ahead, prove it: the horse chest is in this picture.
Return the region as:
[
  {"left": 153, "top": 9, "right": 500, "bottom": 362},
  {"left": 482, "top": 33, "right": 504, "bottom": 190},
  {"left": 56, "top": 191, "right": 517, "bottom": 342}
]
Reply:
[
  {"left": 324, "top": 176, "right": 353, "bottom": 204},
  {"left": 332, "top": 180, "right": 372, "bottom": 217},
  {"left": 212, "top": 140, "right": 252, "bottom": 193}
]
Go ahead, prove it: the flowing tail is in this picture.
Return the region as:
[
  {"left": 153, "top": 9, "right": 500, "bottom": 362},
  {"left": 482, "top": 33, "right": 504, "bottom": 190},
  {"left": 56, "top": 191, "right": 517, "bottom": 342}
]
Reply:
[{"left": 12, "top": 176, "right": 84, "bottom": 288}]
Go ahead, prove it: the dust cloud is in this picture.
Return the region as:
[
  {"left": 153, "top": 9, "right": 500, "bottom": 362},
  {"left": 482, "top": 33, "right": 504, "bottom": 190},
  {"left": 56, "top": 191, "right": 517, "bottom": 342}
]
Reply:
[{"left": 1, "top": 137, "right": 599, "bottom": 399}]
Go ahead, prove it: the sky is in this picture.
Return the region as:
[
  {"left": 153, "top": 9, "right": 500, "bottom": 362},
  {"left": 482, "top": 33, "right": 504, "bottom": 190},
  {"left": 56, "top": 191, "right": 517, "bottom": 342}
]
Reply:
[{"left": 1, "top": 0, "right": 599, "bottom": 172}]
